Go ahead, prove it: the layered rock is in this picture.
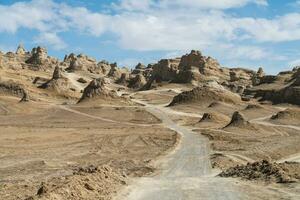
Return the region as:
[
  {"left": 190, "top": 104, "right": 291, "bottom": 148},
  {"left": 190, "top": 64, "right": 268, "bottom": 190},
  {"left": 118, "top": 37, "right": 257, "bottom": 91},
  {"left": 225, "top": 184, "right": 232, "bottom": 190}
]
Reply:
[
  {"left": 175, "top": 50, "right": 223, "bottom": 83},
  {"left": 152, "top": 58, "right": 180, "bottom": 81},
  {"left": 252, "top": 69, "right": 300, "bottom": 105}
]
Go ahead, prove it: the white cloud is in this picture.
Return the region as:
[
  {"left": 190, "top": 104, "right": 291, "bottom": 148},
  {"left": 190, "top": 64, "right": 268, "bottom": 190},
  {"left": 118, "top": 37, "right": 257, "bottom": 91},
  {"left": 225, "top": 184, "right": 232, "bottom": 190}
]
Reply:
[
  {"left": 0, "top": 0, "right": 63, "bottom": 33},
  {"left": 236, "top": 13, "right": 300, "bottom": 42},
  {"left": 113, "top": 0, "right": 153, "bottom": 11},
  {"left": 159, "top": 0, "right": 268, "bottom": 10},
  {"left": 59, "top": 5, "right": 111, "bottom": 36},
  {"left": 0, "top": 0, "right": 299, "bottom": 64},
  {"left": 34, "top": 32, "right": 67, "bottom": 50}
]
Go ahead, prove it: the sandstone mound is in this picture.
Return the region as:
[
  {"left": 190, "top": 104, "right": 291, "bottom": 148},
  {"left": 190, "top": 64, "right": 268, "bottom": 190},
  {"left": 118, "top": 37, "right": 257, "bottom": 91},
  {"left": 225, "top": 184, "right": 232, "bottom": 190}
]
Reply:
[
  {"left": 219, "top": 160, "right": 300, "bottom": 183},
  {"left": 225, "top": 111, "right": 250, "bottom": 127},
  {"left": 270, "top": 108, "right": 300, "bottom": 126},
  {"left": 28, "top": 165, "right": 125, "bottom": 200},
  {"left": 128, "top": 74, "right": 147, "bottom": 89},
  {"left": 271, "top": 108, "right": 300, "bottom": 120},
  {"left": 199, "top": 112, "right": 230, "bottom": 123},
  {"left": 168, "top": 84, "right": 241, "bottom": 107},
  {"left": 0, "top": 80, "right": 27, "bottom": 98},
  {"left": 249, "top": 67, "right": 300, "bottom": 105},
  {"left": 116, "top": 73, "right": 129, "bottom": 85},
  {"left": 78, "top": 78, "right": 117, "bottom": 103},
  {"left": 15, "top": 44, "right": 26, "bottom": 55},
  {"left": 65, "top": 54, "right": 102, "bottom": 74},
  {"left": 39, "top": 66, "right": 73, "bottom": 94}
]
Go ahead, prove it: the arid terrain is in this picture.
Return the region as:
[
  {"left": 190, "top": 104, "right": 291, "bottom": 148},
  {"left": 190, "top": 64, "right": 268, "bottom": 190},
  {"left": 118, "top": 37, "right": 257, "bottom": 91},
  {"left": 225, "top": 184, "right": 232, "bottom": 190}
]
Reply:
[{"left": 0, "top": 46, "right": 299, "bottom": 199}]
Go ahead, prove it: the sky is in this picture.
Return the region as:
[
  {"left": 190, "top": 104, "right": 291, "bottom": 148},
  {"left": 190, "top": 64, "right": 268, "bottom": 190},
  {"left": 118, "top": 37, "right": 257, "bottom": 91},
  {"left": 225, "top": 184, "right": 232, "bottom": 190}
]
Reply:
[{"left": 0, "top": 0, "right": 300, "bottom": 74}]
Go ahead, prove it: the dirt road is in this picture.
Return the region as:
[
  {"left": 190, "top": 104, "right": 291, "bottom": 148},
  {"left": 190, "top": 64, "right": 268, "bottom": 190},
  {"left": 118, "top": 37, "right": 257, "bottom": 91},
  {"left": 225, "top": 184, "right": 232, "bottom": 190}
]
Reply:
[{"left": 116, "top": 98, "right": 245, "bottom": 200}]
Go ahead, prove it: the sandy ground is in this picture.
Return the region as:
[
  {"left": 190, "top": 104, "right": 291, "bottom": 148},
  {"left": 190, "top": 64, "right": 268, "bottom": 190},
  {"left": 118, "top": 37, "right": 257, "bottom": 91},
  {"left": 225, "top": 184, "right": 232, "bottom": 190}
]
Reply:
[
  {"left": 1, "top": 71, "right": 300, "bottom": 200},
  {"left": 0, "top": 96, "right": 178, "bottom": 200}
]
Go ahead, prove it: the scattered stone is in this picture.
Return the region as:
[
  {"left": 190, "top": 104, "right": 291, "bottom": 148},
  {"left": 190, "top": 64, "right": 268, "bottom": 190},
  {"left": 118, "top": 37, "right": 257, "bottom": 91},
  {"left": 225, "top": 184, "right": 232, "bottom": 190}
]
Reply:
[
  {"left": 20, "top": 90, "right": 30, "bottom": 102},
  {"left": 199, "top": 112, "right": 229, "bottom": 123},
  {"left": 37, "top": 183, "right": 47, "bottom": 196},
  {"left": 219, "top": 160, "right": 300, "bottom": 183},
  {"left": 77, "top": 78, "right": 87, "bottom": 84}
]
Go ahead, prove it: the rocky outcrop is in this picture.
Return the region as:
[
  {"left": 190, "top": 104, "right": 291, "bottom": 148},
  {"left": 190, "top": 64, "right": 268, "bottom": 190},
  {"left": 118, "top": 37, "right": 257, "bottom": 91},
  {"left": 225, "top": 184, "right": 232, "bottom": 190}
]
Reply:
[
  {"left": 97, "top": 60, "right": 112, "bottom": 75},
  {"left": 257, "top": 67, "right": 265, "bottom": 78},
  {"left": 152, "top": 58, "right": 180, "bottom": 81},
  {"left": 108, "top": 64, "right": 129, "bottom": 80},
  {"left": 225, "top": 111, "right": 249, "bottom": 127},
  {"left": 78, "top": 78, "right": 117, "bottom": 103},
  {"left": 26, "top": 46, "right": 48, "bottom": 65},
  {"left": 52, "top": 66, "right": 63, "bottom": 79},
  {"left": 39, "top": 66, "right": 72, "bottom": 94},
  {"left": 128, "top": 74, "right": 147, "bottom": 89},
  {"left": 132, "top": 63, "right": 152, "bottom": 78},
  {"left": 116, "top": 73, "right": 129, "bottom": 85},
  {"left": 15, "top": 44, "right": 26, "bottom": 55},
  {"left": 26, "top": 47, "right": 58, "bottom": 70},
  {"left": 66, "top": 54, "right": 98, "bottom": 73},
  {"left": 0, "top": 80, "right": 27, "bottom": 98}
]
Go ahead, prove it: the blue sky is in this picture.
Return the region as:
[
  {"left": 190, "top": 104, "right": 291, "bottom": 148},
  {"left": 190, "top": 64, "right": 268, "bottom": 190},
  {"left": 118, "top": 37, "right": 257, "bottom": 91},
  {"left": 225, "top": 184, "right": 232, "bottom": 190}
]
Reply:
[{"left": 0, "top": 0, "right": 300, "bottom": 74}]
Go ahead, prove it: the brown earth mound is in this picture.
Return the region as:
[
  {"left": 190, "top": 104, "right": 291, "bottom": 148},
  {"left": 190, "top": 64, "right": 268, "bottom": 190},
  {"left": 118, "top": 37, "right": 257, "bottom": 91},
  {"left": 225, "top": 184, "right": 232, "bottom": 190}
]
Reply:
[
  {"left": 225, "top": 111, "right": 250, "bottom": 128},
  {"left": 219, "top": 160, "right": 300, "bottom": 183},
  {"left": 39, "top": 66, "right": 73, "bottom": 94},
  {"left": 0, "top": 80, "right": 27, "bottom": 98},
  {"left": 78, "top": 78, "right": 118, "bottom": 103},
  {"left": 271, "top": 108, "right": 300, "bottom": 120},
  {"left": 168, "top": 85, "right": 241, "bottom": 107},
  {"left": 24, "top": 165, "right": 125, "bottom": 200},
  {"left": 128, "top": 74, "right": 147, "bottom": 89},
  {"left": 270, "top": 108, "right": 300, "bottom": 126}
]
